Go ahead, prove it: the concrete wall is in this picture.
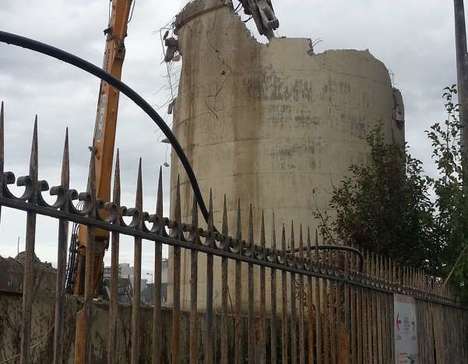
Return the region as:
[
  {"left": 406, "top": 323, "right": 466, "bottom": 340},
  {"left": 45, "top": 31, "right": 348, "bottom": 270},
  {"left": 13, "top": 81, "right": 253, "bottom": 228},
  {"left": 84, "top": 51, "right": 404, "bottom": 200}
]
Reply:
[{"left": 168, "top": 0, "right": 405, "bottom": 309}]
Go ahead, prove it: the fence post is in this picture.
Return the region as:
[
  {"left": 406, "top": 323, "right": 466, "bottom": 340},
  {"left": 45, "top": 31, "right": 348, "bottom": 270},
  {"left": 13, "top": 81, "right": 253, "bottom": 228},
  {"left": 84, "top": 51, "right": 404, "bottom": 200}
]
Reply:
[
  {"left": 270, "top": 214, "right": 278, "bottom": 364},
  {"left": 20, "top": 119, "right": 39, "bottom": 364},
  {"left": 220, "top": 195, "right": 229, "bottom": 364},
  {"left": 74, "top": 151, "right": 97, "bottom": 364},
  {"left": 53, "top": 129, "right": 70, "bottom": 364},
  {"left": 205, "top": 191, "right": 215, "bottom": 364},
  {"left": 171, "top": 176, "right": 182, "bottom": 364},
  {"left": 152, "top": 167, "right": 164, "bottom": 364},
  {"left": 130, "top": 159, "right": 143, "bottom": 364},
  {"left": 107, "top": 151, "right": 120, "bottom": 364},
  {"left": 234, "top": 200, "right": 243, "bottom": 364}
]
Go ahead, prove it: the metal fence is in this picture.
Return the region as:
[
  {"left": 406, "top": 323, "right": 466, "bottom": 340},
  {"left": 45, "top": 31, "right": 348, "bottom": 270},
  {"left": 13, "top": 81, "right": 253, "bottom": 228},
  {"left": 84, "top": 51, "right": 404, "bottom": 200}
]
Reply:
[{"left": 0, "top": 103, "right": 468, "bottom": 364}]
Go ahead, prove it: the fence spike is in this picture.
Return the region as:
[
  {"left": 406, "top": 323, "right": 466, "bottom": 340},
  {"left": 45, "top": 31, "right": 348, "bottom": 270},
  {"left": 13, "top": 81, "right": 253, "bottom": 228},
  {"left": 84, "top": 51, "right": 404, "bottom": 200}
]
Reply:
[
  {"left": 290, "top": 220, "right": 295, "bottom": 258},
  {"left": 271, "top": 212, "right": 276, "bottom": 251},
  {"left": 248, "top": 204, "right": 254, "bottom": 248},
  {"left": 29, "top": 116, "right": 39, "bottom": 183},
  {"left": 174, "top": 175, "right": 181, "bottom": 223},
  {"left": 281, "top": 224, "right": 286, "bottom": 256},
  {"left": 208, "top": 188, "right": 214, "bottom": 232},
  {"left": 236, "top": 198, "right": 242, "bottom": 242},
  {"left": 222, "top": 194, "right": 228, "bottom": 236},
  {"left": 61, "top": 128, "right": 70, "bottom": 189},
  {"left": 135, "top": 158, "right": 143, "bottom": 213},
  {"left": 306, "top": 226, "right": 312, "bottom": 263},
  {"left": 299, "top": 224, "right": 304, "bottom": 257},
  {"left": 192, "top": 192, "right": 199, "bottom": 230},
  {"left": 156, "top": 166, "right": 163, "bottom": 217},
  {"left": 261, "top": 210, "right": 265, "bottom": 249},
  {"left": 315, "top": 229, "right": 319, "bottom": 261},
  {"left": 113, "top": 149, "right": 121, "bottom": 205}
]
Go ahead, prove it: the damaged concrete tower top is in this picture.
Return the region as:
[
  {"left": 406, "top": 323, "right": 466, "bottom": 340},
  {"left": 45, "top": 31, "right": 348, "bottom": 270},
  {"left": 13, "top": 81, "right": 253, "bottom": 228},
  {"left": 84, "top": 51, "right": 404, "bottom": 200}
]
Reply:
[{"left": 170, "top": 0, "right": 405, "bottom": 233}]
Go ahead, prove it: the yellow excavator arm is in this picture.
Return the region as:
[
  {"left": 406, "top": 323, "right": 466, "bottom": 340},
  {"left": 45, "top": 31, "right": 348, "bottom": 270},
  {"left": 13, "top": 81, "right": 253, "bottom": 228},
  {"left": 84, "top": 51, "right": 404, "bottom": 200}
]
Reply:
[{"left": 72, "top": 0, "right": 133, "bottom": 295}]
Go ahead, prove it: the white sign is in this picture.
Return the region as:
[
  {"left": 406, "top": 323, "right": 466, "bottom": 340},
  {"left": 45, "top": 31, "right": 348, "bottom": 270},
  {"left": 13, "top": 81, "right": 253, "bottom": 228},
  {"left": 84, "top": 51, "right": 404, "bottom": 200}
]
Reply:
[{"left": 394, "top": 294, "right": 418, "bottom": 364}]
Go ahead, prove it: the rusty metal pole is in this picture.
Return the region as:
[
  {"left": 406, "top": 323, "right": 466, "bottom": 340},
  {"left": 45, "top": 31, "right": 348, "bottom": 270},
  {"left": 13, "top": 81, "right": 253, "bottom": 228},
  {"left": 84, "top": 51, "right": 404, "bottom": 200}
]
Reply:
[
  {"left": 454, "top": 0, "right": 468, "bottom": 282},
  {"left": 455, "top": 1, "right": 468, "bottom": 198},
  {"left": 455, "top": 0, "right": 468, "bottom": 148}
]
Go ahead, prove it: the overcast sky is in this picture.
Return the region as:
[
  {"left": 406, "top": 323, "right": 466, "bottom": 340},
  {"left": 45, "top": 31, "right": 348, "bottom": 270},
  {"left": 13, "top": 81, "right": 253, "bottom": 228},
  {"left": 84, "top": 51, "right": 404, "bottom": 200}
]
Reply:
[{"left": 0, "top": 0, "right": 461, "bottom": 272}]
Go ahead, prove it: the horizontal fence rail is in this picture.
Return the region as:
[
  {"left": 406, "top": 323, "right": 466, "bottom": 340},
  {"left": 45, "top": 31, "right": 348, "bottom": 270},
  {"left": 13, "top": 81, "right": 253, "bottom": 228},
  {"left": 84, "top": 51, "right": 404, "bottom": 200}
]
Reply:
[{"left": 0, "top": 105, "right": 468, "bottom": 363}]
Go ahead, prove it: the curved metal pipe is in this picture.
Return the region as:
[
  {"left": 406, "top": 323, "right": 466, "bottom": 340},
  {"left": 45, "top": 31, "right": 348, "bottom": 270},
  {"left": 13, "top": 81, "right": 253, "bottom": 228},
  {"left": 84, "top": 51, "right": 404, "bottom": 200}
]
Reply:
[{"left": 0, "top": 30, "right": 211, "bottom": 223}]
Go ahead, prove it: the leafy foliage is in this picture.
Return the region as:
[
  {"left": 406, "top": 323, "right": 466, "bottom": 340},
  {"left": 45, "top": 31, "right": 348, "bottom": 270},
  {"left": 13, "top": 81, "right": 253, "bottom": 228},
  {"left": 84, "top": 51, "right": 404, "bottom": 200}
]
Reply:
[
  {"left": 426, "top": 85, "right": 467, "bottom": 300},
  {"left": 323, "top": 127, "right": 437, "bottom": 271},
  {"left": 322, "top": 85, "right": 468, "bottom": 300}
]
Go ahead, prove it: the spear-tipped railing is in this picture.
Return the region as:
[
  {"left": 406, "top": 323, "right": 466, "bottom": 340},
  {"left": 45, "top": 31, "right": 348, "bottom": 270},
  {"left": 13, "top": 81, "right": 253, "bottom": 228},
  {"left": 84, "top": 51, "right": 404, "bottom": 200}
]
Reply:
[{"left": 0, "top": 105, "right": 466, "bottom": 363}]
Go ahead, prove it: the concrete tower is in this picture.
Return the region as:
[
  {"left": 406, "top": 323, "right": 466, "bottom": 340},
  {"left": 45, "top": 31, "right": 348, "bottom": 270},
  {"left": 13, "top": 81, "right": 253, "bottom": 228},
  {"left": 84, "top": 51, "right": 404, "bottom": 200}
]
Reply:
[{"left": 168, "top": 0, "right": 404, "bottom": 309}]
